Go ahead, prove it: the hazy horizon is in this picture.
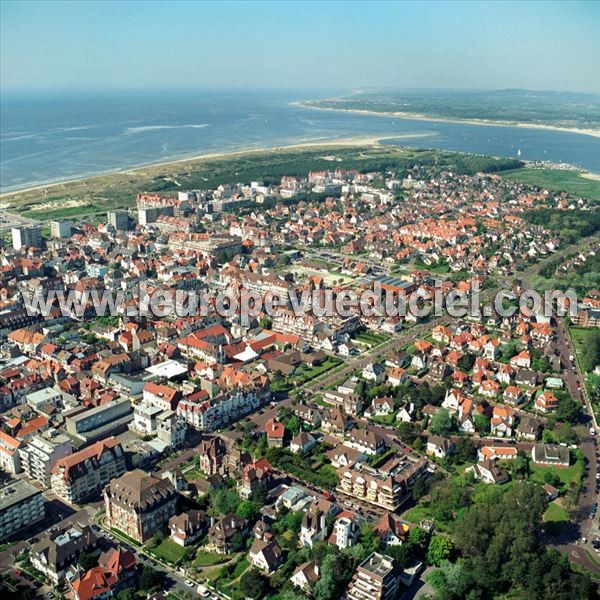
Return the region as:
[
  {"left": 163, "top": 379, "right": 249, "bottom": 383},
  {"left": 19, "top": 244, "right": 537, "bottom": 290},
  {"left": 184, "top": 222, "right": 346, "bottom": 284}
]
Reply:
[{"left": 2, "top": 1, "right": 600, "bottom": 94}]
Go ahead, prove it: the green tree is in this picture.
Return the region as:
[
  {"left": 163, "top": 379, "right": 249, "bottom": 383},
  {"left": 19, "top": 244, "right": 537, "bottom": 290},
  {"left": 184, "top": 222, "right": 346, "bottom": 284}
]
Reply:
[
  {"left": 430, "top": 408, "right": 455, "bottom": 435},
  {"left": 236, "top": 500, "right": 260, "bottom": 521},
  {"left": 427, "top": 535, "right": 454, "bottom": 566},
  {"left": 78, "top": 550, "right": 98, "bottom": 570},
  {"left": 474, "top": 414, "right": 490, "bottom": 434},
  {"left": 240, "top": 568, "right": 270, "bottom": 599},
  {"left": 139, "top": 566, "right": 161, "bottom": 591}
]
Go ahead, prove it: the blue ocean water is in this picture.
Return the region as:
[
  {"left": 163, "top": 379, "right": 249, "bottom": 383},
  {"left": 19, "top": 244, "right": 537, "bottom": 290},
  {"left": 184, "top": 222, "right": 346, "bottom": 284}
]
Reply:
[{"left": 1, "top": 89, "right": 599, "bottom": 192}]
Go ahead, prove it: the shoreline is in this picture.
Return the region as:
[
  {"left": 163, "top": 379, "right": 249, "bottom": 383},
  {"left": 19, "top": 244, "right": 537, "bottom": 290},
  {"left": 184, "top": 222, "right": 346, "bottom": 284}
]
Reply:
[
  {"left": 295, "top": 101, "right": 600, "bottom": 139},
  {"left": 0, "top": 135, "right": 386, "bottom": 200}
]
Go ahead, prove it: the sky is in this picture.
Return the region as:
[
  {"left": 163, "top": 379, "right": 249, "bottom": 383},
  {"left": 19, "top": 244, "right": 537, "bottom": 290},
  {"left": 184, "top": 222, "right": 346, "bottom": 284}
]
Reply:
[{"left": 2, "top": 1, "right": 600, "bottom": 94}]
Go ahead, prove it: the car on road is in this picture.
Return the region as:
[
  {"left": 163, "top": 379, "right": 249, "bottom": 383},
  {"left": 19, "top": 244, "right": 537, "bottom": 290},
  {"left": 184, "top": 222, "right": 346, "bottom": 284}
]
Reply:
[{"left": 185, "top": 580, "right": 194, "bottom": 587}]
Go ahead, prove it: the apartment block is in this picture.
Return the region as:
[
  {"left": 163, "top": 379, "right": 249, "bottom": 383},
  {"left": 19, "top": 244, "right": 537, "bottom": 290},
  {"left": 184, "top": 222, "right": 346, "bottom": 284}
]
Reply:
[
  {"left": 19, "top": 430, "right": 72, "bottom": 484},
  {"left": 0, "top": 479, "right": 45, "bottom": 541},
  {"left": 104, "top": 469, "right": 178, "bottom": 543},
  {"left": 51, "top": 437, "right": 127, "bottom": 504},
  {"left": 346, "top": 552, "right": 400, "bottom": 600}
]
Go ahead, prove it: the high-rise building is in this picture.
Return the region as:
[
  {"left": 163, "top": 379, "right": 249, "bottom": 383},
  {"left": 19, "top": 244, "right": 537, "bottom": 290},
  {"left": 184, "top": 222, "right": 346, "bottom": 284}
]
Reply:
[
  {"left": 107, "top": 210, "right": 129, "bottom": 231},
  {"left": 50, "top": 220, "right": 73, "bottom": 238},
  {"left": 12, "top": 226, "right": 42, "bottom": 250},
  {"left": 0, "top": 479, "right": 45, "bottom": 540},
  {"left": 51, "top": 437, "right": 127, "bottom": 504},
  {"left": 19, "top": 430, "right": 72, "bottom": 484},
  {"left": 346, "top": 552, "right": 401, "bottom": 600},
  {"left": 104, "top": 469, "right": 178, "bottom": 543}
]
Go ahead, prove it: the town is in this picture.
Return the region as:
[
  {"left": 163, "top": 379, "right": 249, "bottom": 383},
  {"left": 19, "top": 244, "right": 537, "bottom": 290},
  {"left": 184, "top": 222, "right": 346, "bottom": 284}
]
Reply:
[{"left": 1, "top": 155, "right": 600, "bottom": 600}]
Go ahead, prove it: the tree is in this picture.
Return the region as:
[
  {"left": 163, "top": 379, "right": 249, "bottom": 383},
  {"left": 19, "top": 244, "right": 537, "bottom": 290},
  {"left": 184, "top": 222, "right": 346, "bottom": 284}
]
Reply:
[
  {"left": 78, "top": 551, "right": 97, "bottom": 570},
  {"left": 553, "top": 395, "right": 582, "bottom": 425},
  {"left": 427, "top": 535, "right": 454, "bottom": 566},
  {"left": 458, "top": 354, "right": 475, "bottom": 372},
  {"left": 139, "top": 566, "right": 161, "bottom": 591},
  {"left": 209, "top": 487, "right": 241, "bottom": 516},
  {"left": 396, "top": 421, "right": 419, "bottom": 445},
  {"left": 430, "top": 408, "right": 455, "bottom": 435},
  {"left": 453, "top": 437, "right": 475, "bottom": 463},
  {"left": 237, "top": 500, "right": 260, "bottom": 521},
  {"left": 474, "top": 414, "right": 490, "bottom": 435},
  {"left": 116, "top": 589, "right": 137, "bottom": 600},
  {"left": 240, "top": 568, "right": 270, "bottom": 599}
]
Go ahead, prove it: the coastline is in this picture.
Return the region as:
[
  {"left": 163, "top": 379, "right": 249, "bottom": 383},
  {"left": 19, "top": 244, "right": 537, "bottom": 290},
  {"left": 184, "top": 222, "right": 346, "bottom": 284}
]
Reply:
[
  {"left": 0, "top": 135, "right": 387, "bottom": 201},
  {"left": 295, "top": 101, "right": 600, "bottom": 139}
]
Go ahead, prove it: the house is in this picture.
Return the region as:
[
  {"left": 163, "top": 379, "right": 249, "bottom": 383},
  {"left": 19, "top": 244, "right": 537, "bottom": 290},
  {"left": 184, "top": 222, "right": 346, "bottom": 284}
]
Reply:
[
  {"left": 362, "top": 363, "right": 386, "bottom": 383},
  {"left": 396, "top": 403, "right": 415, "bottom": 423},
  {"left": 458, "top": 414, "right": 476, "bottom": 434},
  {"left": 426, "top": 435, "right": 455, "bottom": 459},
  {"left": 30, "top": 524, "right": 99, "bottom": 583},
  {"left": 411, "top": 353, "right": 429, "bottom": 371},
  {"left": 249, "top": 538, "right": 283, "bottom": 573},
  {"left": 373, "top": 512, "right": 410, "bottom": 546},
  {"left": 290, "top": 431, "right": 316, "bottom": 454},
  {"left": 503, "top": 385, "right": 522, "bottom": 405},
  {"left": 465, "top": 460, "right": 509, "bottom": 485},
  {"left": 364, "top": 396, "right": 395, "bottom": 419},
  {"left": 516, "top": 416, "right": 542, "bottom": 441},
  {"left": 510, "top": 351, "right": 532, "bottom": 369},
  {"left": 265, "top": 418, "right": 285, "bottom": 447},
  {"left": 490, "top": 405, "right": 515, "bottom": 437},
  {"left": 429, "top": 360, "right": 450, "bottom": 380},
  {"left": 208, "top": 513, "right": 248, "bottom": 553},
  {"left": 483, "top": 338, "right": 501, "bottom": 360},
  {"left": 480, "top": 379, "right": 500, "bottom": 398},
  {"left": 478, "top": 446, "right": 518, "bottom": 461},
  {"left": 386, "top": 367, "right": 408, "bottom": 387},
  {"left": 300, "top": 509, "right": 326, "bottom": 548},
  {"left": 169, "top": 510, "right": 208, "bottom": 546},
  {"left": 535, "top": 391, "right": 559, "bottom": 413},
  {"left": 532, "top": 444, "right": 570, "bottom": 468},
  {"left": 329, "top": 513, "right": 359, "bottom": 549},
  {"left": 239, "top": 458, "right": 273, "bottom": 499},
  {"left": 345, "top": 428, "right": 387, "bottom": 456},
  {"left": 515, "top": 369, "right": 537, "bottom": 388},
  {"left": 291, "top": 560, "right": 320, "bottom": 592}
]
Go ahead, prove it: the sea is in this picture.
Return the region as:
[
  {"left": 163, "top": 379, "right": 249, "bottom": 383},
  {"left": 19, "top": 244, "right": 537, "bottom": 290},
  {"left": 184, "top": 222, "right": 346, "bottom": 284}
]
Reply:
[{"left": 2, "top": 89, "right": 599, "bottom": 193}]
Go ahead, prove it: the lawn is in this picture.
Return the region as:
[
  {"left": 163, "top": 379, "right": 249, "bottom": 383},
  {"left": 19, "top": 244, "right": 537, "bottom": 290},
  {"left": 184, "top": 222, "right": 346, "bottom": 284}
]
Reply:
[
  {"left": 501, "top": 168, "right": 600, "bottom": 201},
  {"left": 403, "top": 505, "right": 434, "bottom": 524},
  {"left": 529, "top": 461, "right": 583, "bottom": 490},
  {"left": 569, "top": 327, "right": 597, "bottom": 372},
  {"left": 193, "top": 550, "right": 230, "bottom": 567},
  {"left": 293, "top": 356, "right": 343, "bottom": 385},
  {"left": 149, "top": 538, "right": 189, "bottom": 564},
  {"left": 544, "top": 501, "right": 569, "bottom": 523},
  {"left": 231, "top": 555, "right": 249, "bottom": 579}
]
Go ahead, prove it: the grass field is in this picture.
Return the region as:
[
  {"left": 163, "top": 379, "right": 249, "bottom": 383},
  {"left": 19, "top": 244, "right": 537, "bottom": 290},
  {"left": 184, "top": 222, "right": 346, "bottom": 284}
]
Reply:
[
  {"left": 193, "top": 549, "right": 230, "bottom": 567},
  {"left": 570, "top": 327, "right": 598, "bottom": 363},
  {"left": 530, "top": 460, "right": 583, "bottom": 490},
  {"left": 544, "top": 501, "right": 570, "bottom": 522},
  {"left": 149, "top": 538, "right": 189, "bottom": 563},
  {"left": 501, "top": 168, "right": 600, "bottom": 201}
]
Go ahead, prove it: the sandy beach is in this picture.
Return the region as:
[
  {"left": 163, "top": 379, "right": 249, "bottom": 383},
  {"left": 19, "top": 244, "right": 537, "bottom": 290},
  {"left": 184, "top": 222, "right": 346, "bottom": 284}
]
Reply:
[{"left": 296, "top": 101, "right": 600, "bottom": 139}]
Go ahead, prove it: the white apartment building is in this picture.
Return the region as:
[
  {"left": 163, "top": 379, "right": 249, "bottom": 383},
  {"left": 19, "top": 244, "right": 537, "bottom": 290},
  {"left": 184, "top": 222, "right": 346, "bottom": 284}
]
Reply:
[{"left": 19, "top": 430, "right": 72, "bottom": 484}]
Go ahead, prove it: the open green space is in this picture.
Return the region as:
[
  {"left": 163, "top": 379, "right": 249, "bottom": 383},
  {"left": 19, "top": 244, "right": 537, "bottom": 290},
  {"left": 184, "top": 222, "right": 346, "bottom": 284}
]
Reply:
[
  {"left": 501, "top": 168, "right": 600, "bottom": 201},
  {"left": 543, "top": 501, "right": 570, "bottom": 523},
  {"left": 193, "top": 549, "right": 231, "bottom": 567},
  {"left": 148, "top": 538, "right": 189, "bottom": 563}
]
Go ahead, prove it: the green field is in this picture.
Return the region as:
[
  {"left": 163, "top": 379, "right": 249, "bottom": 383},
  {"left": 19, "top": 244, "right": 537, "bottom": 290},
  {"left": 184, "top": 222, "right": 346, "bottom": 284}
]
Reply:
[
  {"left": 149, "top": 538, "right": 189, "bottom": 563},
  {"left": 529, "top": 460, "right": 583, "bottom": 490},
  {"left": 543, "top": 501, "right": 569, "bottom": 522},
  {"left": 501, "top": 168, "right": 600, "bottom": 201},
  {"left": 193, "top": 549, "right": 230, "bottom": 567}
]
